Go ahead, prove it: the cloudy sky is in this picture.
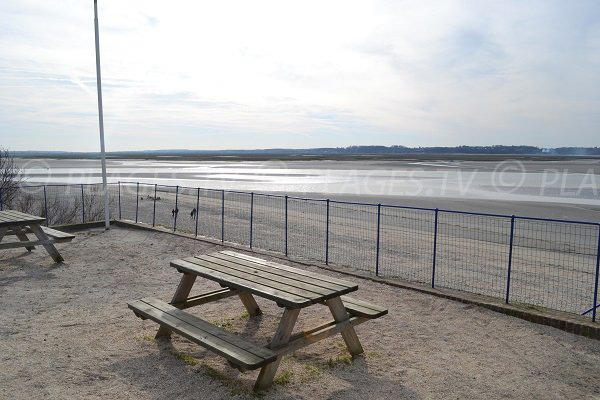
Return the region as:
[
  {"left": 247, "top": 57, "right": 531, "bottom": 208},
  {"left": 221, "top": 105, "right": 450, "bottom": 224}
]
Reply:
[{"left": 0, "top": 0, "right": 599, "bottom": 151}]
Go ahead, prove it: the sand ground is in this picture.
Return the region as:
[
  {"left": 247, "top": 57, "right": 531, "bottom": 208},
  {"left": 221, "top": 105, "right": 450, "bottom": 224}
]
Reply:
[{"left": 2, "top": 226, "right": 600, "bottom": 399}]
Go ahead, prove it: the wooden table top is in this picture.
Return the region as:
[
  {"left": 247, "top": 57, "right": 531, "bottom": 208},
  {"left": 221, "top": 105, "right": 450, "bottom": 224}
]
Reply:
[
  {"left": 0, "top": 210, "right": 46, "bottom": 228},
  {"left": 171, "top": 250, "right": 358, "bottom": 308}
]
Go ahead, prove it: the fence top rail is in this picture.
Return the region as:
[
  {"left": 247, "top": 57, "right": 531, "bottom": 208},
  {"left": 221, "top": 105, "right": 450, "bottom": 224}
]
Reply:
[
  {"left": 382, "top": 204, "right": 437, "bottom": 212},
  {"left": 287, "top": 195, "right": 328, "bottom": 202},
  {"left": 513, "top": 215, "right": 600, "bottom": 227},
  {"left": 437, "top": 208, "right": 513, "bottom": 219},
  {"left": 14, "top": 181, "right": 600, "bottom": 227},
  {"left": 330, "top": 199, "right": 379, "bottom": 207}
]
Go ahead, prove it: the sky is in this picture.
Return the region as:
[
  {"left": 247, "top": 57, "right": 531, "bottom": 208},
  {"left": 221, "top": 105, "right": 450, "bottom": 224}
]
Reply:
[{"left": 0, "top": 0, "right": 599, "bottom": 151}]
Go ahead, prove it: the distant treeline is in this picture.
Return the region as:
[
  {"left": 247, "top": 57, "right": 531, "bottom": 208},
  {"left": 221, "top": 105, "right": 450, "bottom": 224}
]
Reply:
[{"left": 11, "top": 145, "right": 600, "bottom": 158}]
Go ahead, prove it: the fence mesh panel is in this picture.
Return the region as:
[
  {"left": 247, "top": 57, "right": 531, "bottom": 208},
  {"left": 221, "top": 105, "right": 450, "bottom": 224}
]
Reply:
[
  {"left": 252, "top": 194, "right": 285, "bottom": 253},
  {"left": 118, "top": 183, "right": 138, "bottom": 222},
  {"left": 287, "top": 198, "right": 327, "bottom": 263},
  {"left": 152, "top": 185, "right": 177, "bottom": 231},
  {"left": 131, "top": 184, "right": 156, "bottom": 226},
  {"left": 510, "top": 219, "right": 599, "bottom": 315},
  {"left": 44, "top": 185, "right": 83, "bottom": 225},
  {"left": 196, "top": 189, "right": 222, "bottom": 240},
  {"left": 223, "top": 191, "right": 251, "bottom": 246},
  {"left": 379, "top": 206, "right": 435, "bottom": 283},
  {"left": 82, "top": 183, "right": 119, "bottom": 223},
  {"left": 328, "top": 201, "right": 377, "bottom": 273},
  {"left": 7, "top": 186, "right": 46, "bottom": 219},
  {"left": 175, "top": 187, "right": 200, "bottom": 236},
  {"left": 435, "top": 212, "right": 511, "bottom": 298}
]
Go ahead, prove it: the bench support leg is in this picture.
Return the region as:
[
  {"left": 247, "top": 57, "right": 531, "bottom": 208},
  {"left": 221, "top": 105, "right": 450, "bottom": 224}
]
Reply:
[
  {"left": 15, "top": 228, "right": 35, "bottom": 251},
  {"left": 326, "top": 296, "right": 364, "bottom": 356},
  {"left": 0, "top": 227, "right": 8, "bottom": 243},
  {"left": 30, "top": 224, "right": 63, "bottom": 262},
  {"left": 156, "top": 272, "right": 197, "bottom": 338},
  {"left": 238, "top": 292, "right": 262, "bottom": 316},
  {"left": 254, "top": 307, "right": 300, "bottom": 391}
]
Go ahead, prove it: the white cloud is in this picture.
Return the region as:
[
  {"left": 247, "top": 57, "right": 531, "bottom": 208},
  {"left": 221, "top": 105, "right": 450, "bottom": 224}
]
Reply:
[{"left": 0, "top": 0, "right": 599, "bottom": 150}]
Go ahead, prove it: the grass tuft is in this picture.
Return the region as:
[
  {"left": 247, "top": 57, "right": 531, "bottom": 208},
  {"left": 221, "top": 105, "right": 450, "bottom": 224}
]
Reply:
[
  {"left": 326, "top": 354, "right": 353, "bottom": 368},
  {"left": 173, "top": 351, "right": 199, "bottom": 366},
  {"left": 274, "top": 370, "right": 294, "bottom": 385}
]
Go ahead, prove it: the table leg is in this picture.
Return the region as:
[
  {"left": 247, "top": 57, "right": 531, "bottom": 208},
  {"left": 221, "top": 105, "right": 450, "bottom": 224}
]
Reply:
[
  {"left": 326, "top": 296, "right": 364, "bottom": 356},
  {"left": 238, "top": 292, "right": 262, "bottom": 316},
  {"left": 14, "top": 227, "right": 35, "bottom": 251},
  {"left": 254, "top": 307, "right": 300, "bottom": 391},
  {"left": 29, "top": 224, "right": 63, "bottom": 262},
  {"left": 0, "top": 227, "right": 7, "bottom": 242},
  {"left": 156, "top": 272, "right": 197, "bottom": 338}
]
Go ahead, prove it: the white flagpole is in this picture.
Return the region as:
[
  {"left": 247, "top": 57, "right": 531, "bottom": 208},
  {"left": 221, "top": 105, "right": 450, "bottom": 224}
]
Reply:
[{"left": 94, "top": 0, "right": 110, "bottom": 229}]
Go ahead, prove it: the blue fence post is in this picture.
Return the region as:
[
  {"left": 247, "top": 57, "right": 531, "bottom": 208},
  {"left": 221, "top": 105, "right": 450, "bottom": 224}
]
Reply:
[
  {"left": 152, "top": 184, "right": 157, "bottom": 227},
  {"left": 173, "top": 185, "right": 179, "bottom": 232},
  {"left": 43, "top": 185, "right": 48, "bottom": 226},
  {"left": 249, "top": 192, "right": 254, "bottom": 248},
  {"left": 592, "top": 225, "right": 600, "bottom": 322},
  {"left": 505, "top": 215, "right": 516, "bottom": 304},
  {"left": 221, "top": 190, "right": 225, "bottom": 242},
  {"left": 81, "top": 184, "right": 85, "bottom": 223},
  {"left": 375, "top": 203, "right": 381, "bottom": 276},
  {"left": 431, "top": 208, "right": 439, "bottom": 288},
  {"left": 118, "top": 181, "right": 122, "bottom": 220},
  {"left": 325, "top": 199, "right": 330, "bottom": 265},
  {"left": 285, "top": 195, "right": 288, "bottom": 256},
  {"left": 195, "top": 187, "right": 200, "bottom": 237},
  {"left": 135, "top": 182, "right": 139, "bottom": 223}
]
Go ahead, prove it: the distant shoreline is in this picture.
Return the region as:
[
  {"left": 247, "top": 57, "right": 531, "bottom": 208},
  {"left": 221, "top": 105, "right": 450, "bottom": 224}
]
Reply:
[{"left": 16, "top": 153, "right": 600, "bottom": 162}]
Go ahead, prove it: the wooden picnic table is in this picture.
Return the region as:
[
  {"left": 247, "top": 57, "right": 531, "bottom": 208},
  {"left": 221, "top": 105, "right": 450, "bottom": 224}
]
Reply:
[
  {"left": 0, "top": 210, "right": 74, "bottom": 263},
  {"left": 129, "top": 250, "right": 387, "bottom": 391}
]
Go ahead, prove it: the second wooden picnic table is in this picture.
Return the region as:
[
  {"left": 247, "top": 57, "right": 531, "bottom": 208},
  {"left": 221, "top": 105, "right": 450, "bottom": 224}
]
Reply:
[
  {"left": 0, "top": 209, "right": 74, "bottom": 262},
  {"left": 129, "top": 250, "right": 387, "bottom": 391}
]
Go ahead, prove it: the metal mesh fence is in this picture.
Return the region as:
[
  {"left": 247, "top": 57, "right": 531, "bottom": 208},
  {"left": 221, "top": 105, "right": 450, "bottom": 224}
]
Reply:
[
  {"left": 83, "top": 183, "right": 119, "bottom": 223},
  {"left": 223, "top": 191, "right": 251, "bottom": 246},
  {"left": 4, "top": 182, "right": 600, "bottom": 321},
  {"left": 287, "top": 197, "right": 327, "bottom": 263},
  {"left": 119, "top": 183, "right": 138, "bottom": 222},
  {"left": 510, "top": 219, "right": 599, "bottom": 315},
  {"left": 176, "top": 186, "right": 200, "bottom": 236},
  {"left": 251, "top": 194, "right": 285, "bottom": 253},
  {"left": 378, "top": 206, "right": 435, "bottom": 283},
  {"left": 133, "top": 184, "right": 157, "bottom": 226},
  {"left": 5, "top": 185, "right": 47, "bottom": 220},
  {"left": 151, "top": 185, "right": 176, "bottom": 231},
  {"left": 44, "top": 185, "right": 83, "bottom": 225},
  {"left": 196, "top": 188, "right": 222, "bottom": 241},
  {"left": 435, "top": 212, "right": 511, "bottom": 299},
  {"left": 328, "top": 201, "right": 378, "bottom": 273},
  {"left": 5, "top": 183, "right": 119, "bottom": 225}
]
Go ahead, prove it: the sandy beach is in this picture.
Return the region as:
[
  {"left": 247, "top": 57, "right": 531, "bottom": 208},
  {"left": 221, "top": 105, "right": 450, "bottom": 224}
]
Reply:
[{"left": 2, "top": 225, "right": 600, "bottom": 399}]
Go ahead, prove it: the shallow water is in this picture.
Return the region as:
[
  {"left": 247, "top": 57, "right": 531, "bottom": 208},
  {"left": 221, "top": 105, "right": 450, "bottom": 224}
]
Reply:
[{"left": 15, "top": 157, "right": 600, "bottom": 206}]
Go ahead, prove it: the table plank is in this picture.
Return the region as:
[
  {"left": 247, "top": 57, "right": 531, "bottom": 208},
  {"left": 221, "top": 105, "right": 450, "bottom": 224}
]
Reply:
[
  {"left": 0, "top": 210, "right": 45, "bottom": 227},
  {"left": 211, "top": 252, "right": 352, "bottom": 292},
  {"left": 220, "top": 251, "right": 357, "bottom": 288},
  {"left": 172, "top": 259, "right": 313, "bottom": 308},
  {"left": 197, "top": 254, "right": 345, "bottom": 298}
]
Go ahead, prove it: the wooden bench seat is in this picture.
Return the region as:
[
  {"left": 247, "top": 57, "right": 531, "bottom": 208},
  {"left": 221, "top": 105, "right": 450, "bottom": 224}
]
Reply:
[
  {"left": 341, "top": 296, "right": 388, "bottom": 319},
  {"left": 128, "top": 297, "right": 277, "bottom": 370},
  {"left": 40, "top": 226, "right": 75, "bottom": 243}
]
